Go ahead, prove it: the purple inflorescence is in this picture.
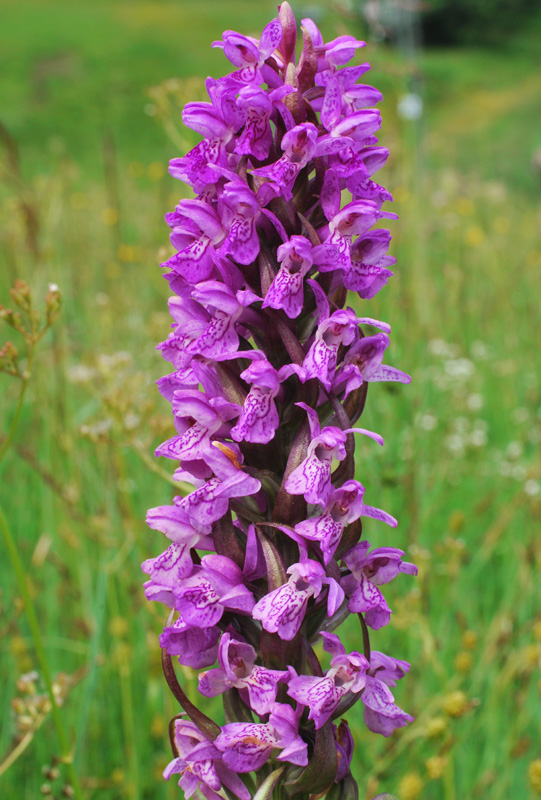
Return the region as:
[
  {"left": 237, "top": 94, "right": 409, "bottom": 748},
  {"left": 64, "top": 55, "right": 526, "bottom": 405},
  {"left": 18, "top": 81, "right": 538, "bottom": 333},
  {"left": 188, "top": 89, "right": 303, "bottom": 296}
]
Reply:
[{"left": 145, "top": 4, "right": 417, "bottom": 796}]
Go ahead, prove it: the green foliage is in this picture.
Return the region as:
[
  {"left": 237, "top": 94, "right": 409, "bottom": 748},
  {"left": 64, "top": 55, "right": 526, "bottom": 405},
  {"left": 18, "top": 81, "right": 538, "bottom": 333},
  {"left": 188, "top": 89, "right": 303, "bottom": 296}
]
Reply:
[
  {"left": 0, "top": 2, "right": 540, "bottom": 800},
  {"left": 421, "top": 0, "right": 540, "bottom": 45}
]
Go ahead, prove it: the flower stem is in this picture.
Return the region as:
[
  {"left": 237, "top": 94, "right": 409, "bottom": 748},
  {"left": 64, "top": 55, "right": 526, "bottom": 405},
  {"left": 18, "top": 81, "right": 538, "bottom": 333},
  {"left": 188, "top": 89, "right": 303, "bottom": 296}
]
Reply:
[
  {"left": 0, "top": 503, "right": 85, "bottom": 800},
  {"left": 0, "top": 343, "right": 35, "bottom": 465}
]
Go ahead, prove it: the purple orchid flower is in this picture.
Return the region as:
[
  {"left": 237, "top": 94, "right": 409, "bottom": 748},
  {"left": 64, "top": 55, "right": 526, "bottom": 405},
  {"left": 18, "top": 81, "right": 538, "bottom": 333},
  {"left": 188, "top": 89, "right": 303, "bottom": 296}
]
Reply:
[
  {"left": 302, "top": 308, "right": 359, "bottom": 390},
  {"left": 313, "top": 199, "right": 398, "bottom": 282},
  {"left": 343, "top": 228, "right": 395, "bottom": 297},
  {"left": 287, "top": 632, "right": 368, "bottom": 728},
  {"left": 333, "top": 332, "right": 411, "bottom": 397},
  {"left": 295, "top": 479, "right": 397, "bottom": 565},
  {"left": 333, "top": 720, "right": 355, "bottom": 781},
  {"left": 198, "top": 632, "right": 288, "bottom": 715},
  {"left": 285, "top": 403, "right": 383, "bottom": 506},
  {"left": 235, "top": 85, "right": 293, "bottom": 160},
  {"left": 252, "top": 557, "right": 344, "bottom": 641},
  {"left": 341, "top": 541, "right": 418, "bottom": 629},
  {"left": 146, "top": 8, "right": 416, "bottom": 797},
  {"left": 288, "top": 633, "right": 413, "bottom": 737},
  {"left": 173, "top": 554, "right": 255, "bottom": 628},
  {"left": 361, "top": 675, "right": 415, "bottom": 737},
  {"left": 160, "top": 616, "right": 221, "bottom": 669},
  {"left": 313, "top": 65, "right": 382, "bottom": 116},
  {"left": 165, "top": 199, "right": 224, "bottom": 283},
  {"left": 175, "top": 468, "right": 261, "bottom": 531},
  {"left": 369, "top": 650, "right": 411, "bottom": 687},
  {"left": 214, "top": 702, "right": 308, "bottom": 771},
  {"left": 262, "top": 235, "right": 314, "bottom": 319},
  {"left": 142, "top": 502, "right": 216, "bottom": 606},
  {"left": 218, "top": 181, "right": 262, "bottom": 266},
  {"left": 229, "top": 356, "right": 303, "bottom": 444},
  {"left": 252, "top": 123, "right": 319, "bottom": 200},
  {"left": 213, "top": 17, "right": 284, "bottom": 86},
  {"left": 169, "top": 80, "right": 245, "bottom": 192},
  {"left": 164, "top": 719, "right": 250, "bottom": 800},
  {"left": 154, "top": 390, "right": 240, "bottom": 462},
  {"left": 158, "top": 281, "right": 260, "bottom": 379},
  {"left": 301, "top": 19, "right": 366, "bottom": 72}
]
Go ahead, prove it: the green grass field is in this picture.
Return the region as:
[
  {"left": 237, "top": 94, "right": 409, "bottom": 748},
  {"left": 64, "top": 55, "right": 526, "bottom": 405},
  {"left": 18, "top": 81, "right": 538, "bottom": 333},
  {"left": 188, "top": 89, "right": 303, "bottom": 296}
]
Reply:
[{"left": 1, "top": 2, "right": 540, "bottom": 799}]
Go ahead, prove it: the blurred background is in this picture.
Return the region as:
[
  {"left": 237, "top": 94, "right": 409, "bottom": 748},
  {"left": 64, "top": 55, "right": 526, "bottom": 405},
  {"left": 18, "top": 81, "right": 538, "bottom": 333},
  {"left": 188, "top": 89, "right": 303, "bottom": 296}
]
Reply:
[{"left": 0, "top": 1, "right": 540, "bottom": 798}]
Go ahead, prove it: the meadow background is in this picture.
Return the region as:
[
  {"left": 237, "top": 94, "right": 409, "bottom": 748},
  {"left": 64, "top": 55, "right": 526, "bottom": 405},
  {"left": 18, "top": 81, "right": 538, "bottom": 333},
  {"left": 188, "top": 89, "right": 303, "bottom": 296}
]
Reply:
[{"left": 1, "top": 1, "right": 540, "bottom": 798}]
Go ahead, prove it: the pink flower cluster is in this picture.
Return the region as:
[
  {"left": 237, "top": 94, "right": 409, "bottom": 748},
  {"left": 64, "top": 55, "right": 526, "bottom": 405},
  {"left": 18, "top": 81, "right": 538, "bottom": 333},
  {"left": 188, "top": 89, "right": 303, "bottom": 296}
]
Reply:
[{"left": 143, "top": 5, "right": 416, "bottom": 798}]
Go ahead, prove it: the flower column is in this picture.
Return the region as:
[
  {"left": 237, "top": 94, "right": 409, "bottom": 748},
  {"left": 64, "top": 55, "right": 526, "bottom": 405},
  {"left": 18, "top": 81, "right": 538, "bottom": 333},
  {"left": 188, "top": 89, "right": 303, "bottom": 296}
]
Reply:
[{"left": 144, "top": 5, "right": 417, "bottom": 798}]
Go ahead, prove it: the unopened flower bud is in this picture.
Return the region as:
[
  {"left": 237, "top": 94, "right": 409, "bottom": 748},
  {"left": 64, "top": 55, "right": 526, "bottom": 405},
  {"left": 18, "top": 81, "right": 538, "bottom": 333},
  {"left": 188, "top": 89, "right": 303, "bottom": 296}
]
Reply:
[
  {"left": 442, "top": 690, "right": 468, "bottom": 717},
  {"left": 45, "top": 284, "right": 62, "bottom": 326},
  {"left": 10, "top": 279, "right": 32, "bottom": 313},
  {"left": 454, "top": 651, "right": 473, "bottom": 672},
  {"left": 0, "top": 342, "right": 19, "bottom": 375},
  {"left": 398, "top": 772, "right": 424, "bottom": 800},
  {"left": 278, "top": 2, "right": 297, "bottom": 64},
  {"left": 425, "top": 755, "right": 446, "bottom": 780},
  {"left": 11, "top": 697, "right": 26, "bottom": 714},
  {"left": 425, "top": 716, "right": 447, "bottom": 737},
  {"left": 0, "top": 307, "right": 26, "bottom": 335},
  {"left": 461, "top": 629, "right": 478, "bottom": 649},
  {"left": 42, "top": 765, "right": 60, "bottom": 781},
  {"left": 529, "top": 759, "right": 541, "bottom": 795},
  {"left": 16, "top": 671, "right": 38, "bottom": 693}
]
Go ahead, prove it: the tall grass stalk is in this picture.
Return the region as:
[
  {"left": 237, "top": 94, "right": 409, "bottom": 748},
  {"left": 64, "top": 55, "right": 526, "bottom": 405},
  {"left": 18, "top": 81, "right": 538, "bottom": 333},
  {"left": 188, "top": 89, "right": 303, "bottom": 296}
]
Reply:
[{"left": 0, "top": 505, "right": 85, "bottom": 800}]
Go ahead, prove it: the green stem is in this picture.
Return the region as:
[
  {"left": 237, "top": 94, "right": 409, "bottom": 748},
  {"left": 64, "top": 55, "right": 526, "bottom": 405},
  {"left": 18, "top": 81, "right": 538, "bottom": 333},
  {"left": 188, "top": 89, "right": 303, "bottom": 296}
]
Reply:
[
  {"left": 0, "top": 344, "right": 35, "bottom": 465},
  {"left": 0, "top": 725, "right": 44, "bottom": 777},
  {"left": 0, "top": 504, "right": 85, "bottom": 800}
]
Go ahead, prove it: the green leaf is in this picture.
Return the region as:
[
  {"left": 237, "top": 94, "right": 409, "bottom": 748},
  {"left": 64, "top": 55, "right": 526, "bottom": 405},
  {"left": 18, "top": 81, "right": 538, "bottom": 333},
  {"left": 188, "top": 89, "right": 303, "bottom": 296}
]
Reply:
[
  {"left": 255, "top": 525, "right": 288, "bottom": 591},
  {"left": 284, "top": 720, "right": 337, "bottom": 795},
  {"left": 253, "top": 765, "right": 287, "bottom": 800},
  {"left": 223, "top": 687, "right": 254, "bottom": 724}
]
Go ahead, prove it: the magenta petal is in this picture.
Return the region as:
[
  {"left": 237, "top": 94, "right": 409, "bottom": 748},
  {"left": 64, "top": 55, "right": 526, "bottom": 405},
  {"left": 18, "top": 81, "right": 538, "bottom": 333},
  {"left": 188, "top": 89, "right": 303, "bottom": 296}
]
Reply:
[
  {"left": 219, "top": 584, "right": 255, "bottom": 614},
  {"left": 285, "top": 454, "right": 332, "bottom": 505},
  {"left": 259, "top": 18, "right": 282, "bottom": 59},
  {"left": 227, "top": 219, "right": 260, "bottom": 265},
  {"left": 288, "top": 675, "right": 345, "bottom": 728},
  {"left": 198, "top": 668, "right": 229, "bottom": 698},
  {"left": 320, "top": 169, "right": 341, "bottom": 221},
  {"left": 321, "top": 631, "right": 346, "bottom": 658},
  {"left": 244, "top": 666, "right": 283, "bottom": 715},
  {"left": 321, "top": 75, "right": 342, "bottom": 131},
  {"left": 244, "top": 524, "right": 266, "bottom": 581},
  {"left": 295, "top": 514, "right": 343, "bottom": 563},
  {"left": 252, "top": 584, "right": 309, "bottom": 640},
  {"left": 160, "top": 623, "right": 221, "bottom": 668},
  {"left": 369, "top": 651, "right": 410, "bottom": 687},
  {"left": 263, "top": 267, "right": 305, "bottom": 319},
  {"left": 277, "top": 735, "right": 308, "bottom": 766},
  {"left": 215, "top": 723, "right": 275, "bottom": 772},
  {"left": 146, "top": 505, "right": 196, "bottom": 541},
  {"left": 347, "top": 577, "right": 389, "bottom": 629},
  {"left": 142, "top": 542, "right": 194, "bottom": 584},
  {"left": 326, "top": 577, "right": 345, "bottom": 616},
  {"left": 215, "top": 763, "right": 251, "bottom": 800},
  {"left": 361, "top": 504, "right": 398, "bottom": 527},
  {"left": 370, "top": 365, "right": 412, "bottom": 384},
  {"left": 361, "top": 677, "right": 414, "bottom": 736},
  {"left": 230, "top": 387, "right": 279, "bottom": 444},
  {"left": 175, "top": 580, "right": 224, "bottom": 628}
]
